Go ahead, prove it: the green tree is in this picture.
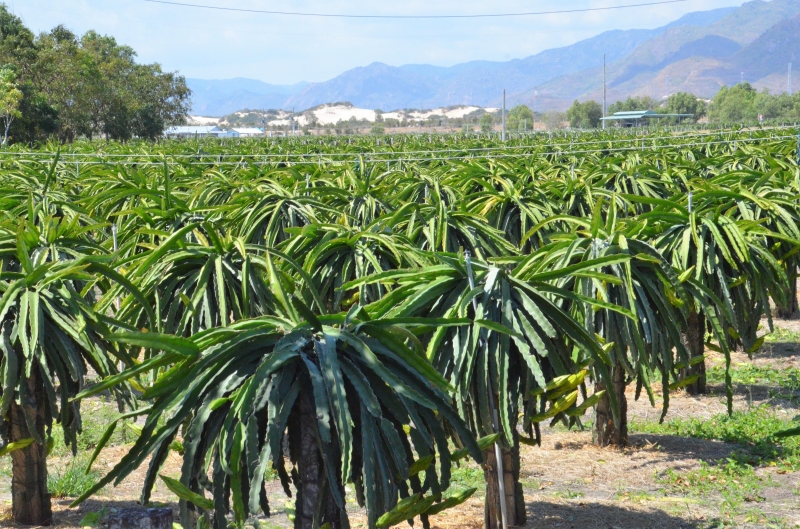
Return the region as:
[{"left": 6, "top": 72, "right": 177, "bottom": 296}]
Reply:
[
  {"left": 607, "top": 96, "right": 659, "bottom": 114},
  {"left": 0, "top": 9, "right": 191, "bottom": 143},
  {"left": 480, "top": 112, "right": 495, "bottom": 132},
  {"left": 666, "top": 92, "right": 706, "bottom": 121},
  {"left": 75, "top": 313, "right": 483, "bottom": 529},
  {"left": 11, "top": 87, "right": 59, "bottom": 145},
  {"left": 708, "top": 83, "right": 758, "bottom": 123},
  {"left": 0, "top": 67, "right": 21, "bottom": 144},
  {"left": 566, "top": 100, "right": 602, "bottom": 128},
  {"left": 0, "top": 214, "right": 132, "bottom": 525},
  {"left": 506, "top": 104, "right": 534, "bottom": 131}
]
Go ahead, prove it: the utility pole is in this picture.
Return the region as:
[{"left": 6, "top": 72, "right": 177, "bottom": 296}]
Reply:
[
  {"left": 603, "top": 54, "right": 607, "bottom": 130},
  {"left": 502, "top": 89, "right": 506, "bottom": 142},
  {"left": 534, "top": 90, "right": 538, "bottom": 132},
  {"left": 789, "top": 63, "right": 793, "bottom": 96},
  {"left": 290, "top": 107, "right": 295, "bottom": 136},
  {"left": 740, "top": 72, "right": 744, "bottom": 85}
]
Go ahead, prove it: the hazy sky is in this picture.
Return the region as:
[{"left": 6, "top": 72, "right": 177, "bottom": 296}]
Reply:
[{"left": 15, "top": 0, "right": 746, "bottom": 84}]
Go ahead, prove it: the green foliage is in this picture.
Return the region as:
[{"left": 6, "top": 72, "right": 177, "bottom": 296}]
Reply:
[
  {"left": 480, "top": 112, "right": 494, "bottom": 132},
  {"left": 632, "top": 406, "right": 800, "bottom": 470},
  {"left": 0, "top": 67, "right": 22, "bottom": 144},
  {"left": 447, "top": 463, "right": 485, "bottom": 494},
  {"left": 666, "top": 92, "right": 706, "bottom": 120},
  {"left": 74, "top": 316, "right": 483, "bottom": 529},
  {"left": 607, "top": 96, "right": 659, "bottom": 114},
  {"left": 47, "top": 399, "right": 132, "bottom": 458},
  {"left": 709, "top": 82, "right": 800, "bottom": 124},
  {"left": 765, "top": 327, "right": 800, "bottom": 343},
  {"left": 708, "top": 83, "right": 800, "bottom": 123},
  {"left": 47, "top": 457, "right": 101, "bottom": 498},
  {"left": 657, "top": 459, "right": 771, "bottom": 521},
  {"left": 707, "top": 363, "right": 800, "bottom": 391},
  {"left": 0, "top": 6, "right": 190, "bottom": 144},
  {"left": 506, "top": 105, "right": 534, "bottom": 131},
  {"left": 709, "top": 83, "right": 759, "bottom": 123},
  {"left": 2, "top": 124, "right": 800, "bottom": 527},
  {"left": 566, "top": 100, "right": 602, "bottom": 128},
  {"left": 0, "top": 214, "right": 131, "bottom": 453}
]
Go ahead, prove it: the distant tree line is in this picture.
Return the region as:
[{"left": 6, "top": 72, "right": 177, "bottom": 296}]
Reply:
[
  {"left": 565, "top": 92, "right": 706, "bottom": 129},
  {"left": 0, "top": 5, "right": 190, "bottom": 144},
  {"left": 565, "top": 83, "right": 800, "bottom": 129},
  {"left": 708, "top": 82, "right": 800, "bottom": 123}
]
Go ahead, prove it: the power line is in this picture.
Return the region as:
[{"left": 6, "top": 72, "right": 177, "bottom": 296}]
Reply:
[{"left": 141, "top": 0, "right": 691, "bottom": 19}]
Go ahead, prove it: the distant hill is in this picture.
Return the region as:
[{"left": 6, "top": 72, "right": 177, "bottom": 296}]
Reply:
[
  {"left": 282, "top": 6, "right": 735, "bottom": 111},
  {"left": 186, "top": 78, "right": 308, "bottom": 116},
  {"left": 512, "top": 0, "right": 800, "bottom": 109},
  {"left": 187, "top": 1, "right": 800, "bottom": 115}
]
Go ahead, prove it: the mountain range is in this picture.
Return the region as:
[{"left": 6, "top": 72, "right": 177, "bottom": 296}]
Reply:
[{"left": 187, "top": 0, "right": 800, "bottom": 116}]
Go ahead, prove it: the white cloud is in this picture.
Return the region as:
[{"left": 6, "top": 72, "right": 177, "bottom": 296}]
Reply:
[{"left": 15, "top": 0, "right": 744, "bottom": 83}]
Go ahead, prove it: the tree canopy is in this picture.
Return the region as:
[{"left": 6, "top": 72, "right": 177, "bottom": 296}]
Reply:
[
  {"left": 506, "top": 104, "right": 534, "bottom": 131},
  {"left": 566, "top": 100, "right": 602, "bottom": 129},
  {"left": 666, "top": 92, "right": 706, "bottom": 120},
  {"left": 0, "top": 6, "right": 190, "bottom": 144},
  {"left": 607, "top": 96, "right": 659, "bottom": 114},
  {"left": 709, "top": 82, "right": 800, "bottom": 123}
]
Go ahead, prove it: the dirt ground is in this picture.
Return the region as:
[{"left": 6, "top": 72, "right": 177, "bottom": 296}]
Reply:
[{"left": 3, "top": 318, "right": 800, "bottom": 529}]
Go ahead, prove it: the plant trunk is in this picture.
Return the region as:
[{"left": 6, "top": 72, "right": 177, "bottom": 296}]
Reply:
[
  {"left": 10, "top": 363, "right": 52, "bottom": 526},
  {"left": 483, "top": 431, "right": 525, "bottom": 529},
  {"left": 593, "top": 357, "right": 628, "bottom": 447},
  {"left": 292, "top": 390, "right": 346, "bottom": 529},
  {"left": 777, "top": 265, "right": 798, "bottom": 319},
  {"left": 682, "top": 311, "right": 706, "bottom": 395}
]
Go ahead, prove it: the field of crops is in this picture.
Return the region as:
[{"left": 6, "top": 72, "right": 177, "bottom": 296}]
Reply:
[{"left": 2, "top": 127, "right": 800, "bottom": 529}]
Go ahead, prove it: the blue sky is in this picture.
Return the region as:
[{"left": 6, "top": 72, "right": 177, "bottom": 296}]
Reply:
[{"left": 15, "top": 0, "right": 745, "bottom": 84}]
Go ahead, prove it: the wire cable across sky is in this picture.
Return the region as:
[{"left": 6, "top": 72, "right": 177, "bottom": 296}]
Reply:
[{"left": 141, "top": 0, "right": 691, "bottom": 19}]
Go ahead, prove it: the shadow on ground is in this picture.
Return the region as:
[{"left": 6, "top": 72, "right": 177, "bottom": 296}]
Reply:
[
  {"left": 1, "top": 499, "right": 180, "bottom": 529},
  {"left": 525, "top": 500, "right": 707, "bottom": 529}
]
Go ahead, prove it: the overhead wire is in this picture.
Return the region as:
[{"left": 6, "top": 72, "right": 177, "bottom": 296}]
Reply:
[{"left": 141, "top": 0, "right": 691, "bottom": 19}]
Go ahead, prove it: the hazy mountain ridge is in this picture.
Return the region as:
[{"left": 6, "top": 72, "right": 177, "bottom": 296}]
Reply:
[
  {"left": 186, "top": 78, "right": 308, "bottom": 116},
  {"left": 282, "top": 6, "right": 736, "bottom": 111},
  {"left": 187, "top": 1, "right": 800, "bottom": 115},
  {"left": 511, "top": 0, "right": 800, "bottom": 109}
]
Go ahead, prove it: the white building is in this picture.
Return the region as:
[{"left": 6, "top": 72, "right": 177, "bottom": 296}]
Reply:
[
  {"left": 232, "top": 128, "right": 265, "bottom": 138},
  {"left": 164, "top": 126, "right": 220, "bottom": 138},
  {"left": 164, "top": 126, "right": 239, "bottom": 138}
]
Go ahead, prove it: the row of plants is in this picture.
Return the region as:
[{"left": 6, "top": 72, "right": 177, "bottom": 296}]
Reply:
[
  {"left": 3, "top": 124, "right": 793, "bottom": 161},
  {"left": 1, "top": 128, "right": 799, "bottom": 529}
]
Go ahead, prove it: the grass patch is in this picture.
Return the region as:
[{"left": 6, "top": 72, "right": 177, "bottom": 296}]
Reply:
[
  {"left": 552, "top": 488, "right": 584, "bottom": 500},
  {"left": 657, "top": 459, "right": 776, "bottom": 524},
  {"left": 49, "top": 398, "right": 134, "bottom": 458},
  {"left": 764, "top": 327, "right": 800, "bottom": 343},
  {"left": 631, "top": 406, "right": 800, "bottom": 470},
  {"left": 48, "top": 456, "right": 101, "bottom": 498},
  {"left": 0, "top": 458, "right": 11, "bottom": 494},
  {"left": 448, "top": 462, "right": 485, "bottom": 494},
  {"left": 707, "top": 363, "right": 800, "bottom": 391}
]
